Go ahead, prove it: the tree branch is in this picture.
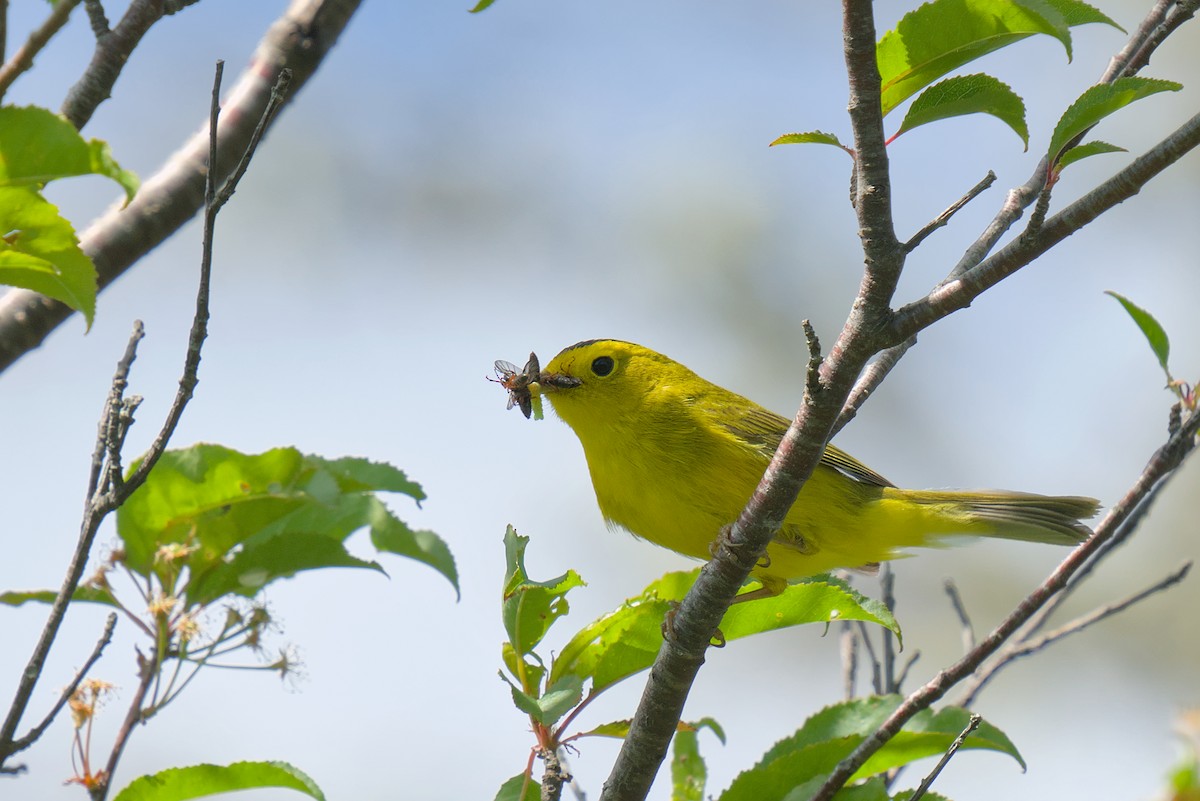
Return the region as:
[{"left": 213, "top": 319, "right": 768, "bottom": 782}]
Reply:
[
  {"left": 0, "top": 0, "right": 81, "bottom": 100},
  {"left": 598, "top": 3, "right": 904, "bottom": 798},
  {"left": 892, "top": 109, "right": 1200, "bottom": 342},
  {"left": 61, "top": 0, "right": 168, "bottom": 130},
  {"left": 810, "top": 407, "right": 1200, "bottom": 801},
  {"left": 0, "top": 613, "right": 117, "bottom": 767},
  {"left": 955, "top": 561, "right": 1191, "bottom": 708},
  {"left": 0, "top": 0, "right": 364, "bottom": 375}
]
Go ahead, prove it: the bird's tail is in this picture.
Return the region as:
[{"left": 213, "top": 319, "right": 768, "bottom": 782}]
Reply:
[{"left": 881, "top": 489, "right": 1100, "bottom": 546}]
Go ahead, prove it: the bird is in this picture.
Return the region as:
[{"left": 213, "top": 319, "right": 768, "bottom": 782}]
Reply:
[{"left": 514, "top": 338, "right": 1098, "bottom": 595}]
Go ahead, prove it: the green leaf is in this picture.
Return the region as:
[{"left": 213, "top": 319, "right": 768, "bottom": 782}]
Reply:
[
  {"left": 309, "top": 455, "right": 426, "bottom": 501},
  {"left": 672, "top": 718, "right": 725, "bottom": 801},
  {"left": 720, "top": 696, "right": 1023, "bottom": 801},
  {"left": 575, "top": 719, "right": 633, "bottom": 739},
  {"left": 894, "top": 74, "right": 1028, "bottom": 147},
  {"left": 0, "top": 585, "right": 120, "bottom": 608},
  {"left": 878, "top": 0, "right": 1077, "bottom": 117},
  {"left": 549, "top": 571, "right": 900, "bottom": 695},
  {"left": 769, "top": 131, "right": 851, "bottom": 153},
  {"left": 779, "top": 775, "right": 889, "bottom": 801},
  {"left": 369, "top": 501, "right": 459, "bottom": 600},
  {"left": 0, "top": 186, "right": 97, "bottom": 326},
  {"left": 0, "top": 106, "right": 139, "bottom": 201},
  {"left": 508, "top": 673, "right": 585, "bottom": 726},
  {"left": 502, "top": 527, "right": 585, "bottom": 656},
  {"left": 111, "top": 760, "right": 323, "bottom": 801},
  {"left": 1055, "top": 139, "right": 1125, "bottom": 171},
  {"left": 1105, "top": 290, "right": 1171, "bottom": 375},
  {"left": 117, "top": 444, "right": 456, "bottom": 604},
  {"left": 1042, "top": 0, "right": 1122, "bottom": 30},
  {"left": 1047, "top": 77, "right": 1182, "bottom": 164},
  {"left": 494, "top": 774, "right": 540, "bottom": 801}
]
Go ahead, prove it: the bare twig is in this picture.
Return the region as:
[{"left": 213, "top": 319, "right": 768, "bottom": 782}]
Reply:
[
  {"left": 0, "top": 0, "right": 365, "bottom": 374},
  {"left": 908, "top": 714, "right": 981, "bottom": 801},
  {"left": 810, "top": 408, "right": 1200, "bottom": 801},
  {"left": 893, "top": 651, "right": 920, "bottom": 692},
  {"left": 82, "top": 0, "right": 110, "bottom": 38},
  {"left": 904, "top": 171, "right": 996, "bottom": 253},
  {"left": 880, "top": 565, "right": 897, "bottom": 693},
  {"left": 61, "top": 0, "right": 168, "bottom": 130},
  {"left": 840, "top": 622, "right": 858, "bottom": 700},
  {"left": 833, "top": 336, "right": 916, "bottom": 437},
  {"left": 0, "top": 0, "right": 81, "bottom": 99},
  {"left": 5, "top": 613, "right": 117, "bottom": 760},
  {"left": 893, "top": 110, "right": 1200, "bottom": 343},
  {"left": 943, "top": 579, "right": 976, "bottom": 653},
  {"left": 856, "top": 620, "right": 884, "bottom": 695},
  {"left": 93, "top": 647, "right": 157, "bottom": 801},
  {"left": 0, "top": 323, "right": 144, "bottom": 772},
  {"left": 956, "top": 561, "right": 1191, "bottom": 708}
]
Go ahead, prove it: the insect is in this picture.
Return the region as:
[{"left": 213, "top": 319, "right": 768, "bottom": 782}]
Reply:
[{"left": 490, "top": 353, "right": 541, "bottom": 419}]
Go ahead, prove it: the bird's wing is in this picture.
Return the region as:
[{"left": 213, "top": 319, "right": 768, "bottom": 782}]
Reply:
[{"left": 719, "top": 404, "right": 894, "bottom": 488}]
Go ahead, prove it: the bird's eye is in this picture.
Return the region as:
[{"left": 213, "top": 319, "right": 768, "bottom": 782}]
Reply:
[{"left": 591, "top": 356, "right": 615, "bottom": 377}]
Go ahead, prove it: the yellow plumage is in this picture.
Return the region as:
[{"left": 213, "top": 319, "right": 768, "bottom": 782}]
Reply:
[{"left": 530, "top": 339, "right": 1098, "bottom": 593}]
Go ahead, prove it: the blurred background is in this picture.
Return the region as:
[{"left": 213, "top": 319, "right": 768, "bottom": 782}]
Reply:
[{"left": 1, "top": 1, "right": 1197, "bottom": 799}]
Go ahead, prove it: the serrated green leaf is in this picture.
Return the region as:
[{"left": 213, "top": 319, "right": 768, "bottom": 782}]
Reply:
[
  {"left": 494, "top": 774, "right": 540, "bottom": 801},
  {"left": 576, "top": 719, "right": 633, "bottom": 739},
  {"left": 720, "top": 696, "right": 1023, "bottom": 801},
  {"left": 0, "top": 106, "right": 139, "bottom": 201},
  {"left": 0, "top": 186, "right": 96, "bottom": 326},
  {"left": 1047, "top": 77, "right": 1182, "bottom": 164},
  {"left": 878, "top": 0, "right": 1080, "bottom": 117},
  {"left": 309, "top": 455, "right": 426, "bottom": 500},
  {"left": 769, "top": 131, "right": 850, "bottom": 153},
  {"left": 1055, "top": 139, "right": 1126, "bottom": 171},
  {"left": 672, "top": 718, "right": 725, "bottom": 801},
  {"left": 1105, "top": 290, "right": 1171, "bottom": 374},
  {"left": 1042, "top": 0, "right": 1122, "bottom": 30},
  {"left": 111, "top": 760, "right": 324, "bottom": 801},
  {"left": 894, "top": 74, "right": 1028, "bottom": 147},
  {"left": 0, "top": 585, "right": 120, "bottom": 608},
  {"left": 549, "top": 571, "right": 900, "bottom": 695},
  {"left": 502, "top": 527, "right": 585, "bottom": 656},
  {"left": 369, "top": 501, "right": 459, "bottom": 599}
]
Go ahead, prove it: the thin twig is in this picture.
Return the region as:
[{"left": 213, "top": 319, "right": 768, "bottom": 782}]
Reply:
[
  {"left": 840, "top": 622, "right": 858, "bottom": 700},
  {"left": 955, "top": 561, "right": 1191, "bottom": 708},
  {"left": 0, "top": 0, "right": 81, "bottom": 99},
  {"left": 0, "top": 323, "right": 143, "bottom": 771},
  {"left": 92, "top": 647, "right": 157, "bottom": 801},
  {"left": 880, "top": 565, "right": 897, "bottom": 693},
  {"left": 6, "top": 614, "right": 118, "bottom": 758},
  {"left": 62, "top": 0, "right": 167, "bottom": 129},
  {"left": 943, "top": 579, "right": 976, "bottom": 653},
  {"left": 904, "top": 171, "right": 996, "bottom": 253},
  {"left": 856, "top": 620, "right": 883, "bottom": 695},
  {"left": 832, "top": 336, "right": 916, "bottom": 437},
  {"left": 1102, "top": 0, "right": 1173, "bottom": 81},
  {"left": 121, "top": 64, "right": 290, "bottom": 500},
  {"left": 893, "top": 651, "right": 920, "bottom": 691},
  {"left": 907, "top": 714, "right": 981, "bottom": 801}
]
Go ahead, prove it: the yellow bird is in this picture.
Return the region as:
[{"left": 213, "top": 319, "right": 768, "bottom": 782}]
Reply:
[{"left": 519, "top": 339, "right": 1098, "bottom": 594}]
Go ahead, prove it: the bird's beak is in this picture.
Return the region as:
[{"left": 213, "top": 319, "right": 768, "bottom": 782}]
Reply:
[{"left": 533, "top": 372, "right": 582, "bottom": 394}]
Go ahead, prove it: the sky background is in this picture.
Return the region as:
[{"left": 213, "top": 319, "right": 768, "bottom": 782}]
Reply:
[{"left": 2, "top": 1, "right": 1198, "bottom": 799}]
